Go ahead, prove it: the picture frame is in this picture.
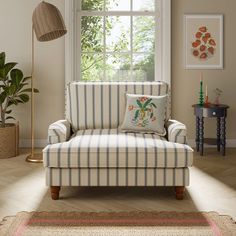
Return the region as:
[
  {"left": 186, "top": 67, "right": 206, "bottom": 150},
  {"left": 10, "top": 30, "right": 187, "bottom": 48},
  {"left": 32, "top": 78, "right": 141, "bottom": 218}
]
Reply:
[{"left": 184, "top": 14, "right": 223, "bottom": 69}]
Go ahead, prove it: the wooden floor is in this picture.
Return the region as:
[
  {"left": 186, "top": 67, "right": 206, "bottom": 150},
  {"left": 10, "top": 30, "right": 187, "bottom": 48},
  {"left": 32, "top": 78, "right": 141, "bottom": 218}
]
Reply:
[{"left": 0, "top": 148, "right": 236, "bottom": 221}]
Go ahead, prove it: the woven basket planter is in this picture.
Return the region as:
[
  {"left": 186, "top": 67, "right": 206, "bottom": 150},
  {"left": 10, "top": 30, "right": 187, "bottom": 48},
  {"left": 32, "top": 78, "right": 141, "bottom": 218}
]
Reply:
[{"left": 0, "top": 123, "right": 19, "bottom": 159}]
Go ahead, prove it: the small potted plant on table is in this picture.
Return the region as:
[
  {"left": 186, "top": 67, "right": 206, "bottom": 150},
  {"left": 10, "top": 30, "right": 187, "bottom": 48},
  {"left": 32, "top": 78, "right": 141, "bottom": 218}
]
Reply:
[{"left": 0, "top": 52, "right": 38, "bottom": 159}]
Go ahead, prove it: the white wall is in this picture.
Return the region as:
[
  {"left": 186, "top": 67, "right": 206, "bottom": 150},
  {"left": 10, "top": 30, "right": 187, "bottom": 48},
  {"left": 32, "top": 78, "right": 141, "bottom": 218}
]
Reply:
[
  {"left": 172, "top": 0, "right": 236, "bottom": 144},
  {"left": 0, "top": 0, "right": 65, "bottom": 146}
]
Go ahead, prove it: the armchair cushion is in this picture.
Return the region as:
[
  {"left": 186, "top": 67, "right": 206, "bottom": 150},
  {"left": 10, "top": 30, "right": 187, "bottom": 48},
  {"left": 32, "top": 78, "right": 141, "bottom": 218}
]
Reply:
[
  {"left": 166, "top": 119, "right": 187, "bottom": 144},
  {"left": 48, "top": 120, "right": 71, "bottom": 144},
  {"left": 43, "top": 128, "right": 193, "bottom": 168}
]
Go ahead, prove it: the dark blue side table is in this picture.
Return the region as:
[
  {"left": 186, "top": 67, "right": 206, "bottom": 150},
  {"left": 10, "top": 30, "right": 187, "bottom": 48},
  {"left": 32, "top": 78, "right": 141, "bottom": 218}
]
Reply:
[{"left": 192, "top": 104, "right": 229, "bottom": 156}]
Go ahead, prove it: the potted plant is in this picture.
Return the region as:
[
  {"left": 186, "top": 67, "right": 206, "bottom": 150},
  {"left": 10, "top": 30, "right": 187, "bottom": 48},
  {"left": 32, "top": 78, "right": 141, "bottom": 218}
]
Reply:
[{"left": 0, "top": 52, "right": 38, "bottom": 159}]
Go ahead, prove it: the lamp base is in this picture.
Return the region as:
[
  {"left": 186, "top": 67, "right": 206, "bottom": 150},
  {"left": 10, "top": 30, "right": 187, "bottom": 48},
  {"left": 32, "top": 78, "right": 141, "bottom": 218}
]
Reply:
[{"left": 26, "top": 152, "right": 43, "bottom": 163}]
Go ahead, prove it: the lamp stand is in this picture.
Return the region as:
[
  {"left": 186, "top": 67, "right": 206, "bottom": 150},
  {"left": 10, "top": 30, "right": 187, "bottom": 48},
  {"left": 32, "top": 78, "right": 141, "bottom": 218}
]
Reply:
[{"left": 26, "top": 26, "right": 43, "bottom": 163}]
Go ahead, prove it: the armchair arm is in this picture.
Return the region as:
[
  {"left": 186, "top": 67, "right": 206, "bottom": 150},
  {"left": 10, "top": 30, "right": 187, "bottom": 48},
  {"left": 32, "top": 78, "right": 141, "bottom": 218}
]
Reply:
[
  {"left": 48, "top": 120, "right": 71, "bottom": 144},
  {"left": 166, "top": 119, "right": 187, "bottom": 144}
]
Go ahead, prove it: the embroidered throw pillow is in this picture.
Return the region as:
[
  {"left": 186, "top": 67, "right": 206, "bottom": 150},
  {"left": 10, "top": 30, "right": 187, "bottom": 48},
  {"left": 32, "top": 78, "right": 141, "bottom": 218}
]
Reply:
[{"left": 120, "top": 94, "right": 168, "bottom": 135}]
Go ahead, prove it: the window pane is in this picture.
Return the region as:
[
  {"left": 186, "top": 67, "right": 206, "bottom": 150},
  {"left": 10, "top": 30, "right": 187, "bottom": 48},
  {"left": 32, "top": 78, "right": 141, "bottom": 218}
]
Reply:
[
  {"left": 106, "top": 54, "right": 131, "bottom": 81},
  {"left": 82, "top": 0, "right": 104, "bottom": 11},
  {"left": 133, "top": 16, "right": 155, "bottom": 53},
  {"left": 106, "top": 0, "right": 130, "bottom": 11},
  {"left": 82, "top": 54, "right": 104, "bottom": 81},
  {"left": 106, "top": 16, "right": 130, "bottom": 52},
  {"left": 81, "top": 16, "right": 103, "bottom": 53},
  {"left": 133, "top": 0, "right": 155, "bottom": 11},
  {"left": 133, "top": 54, "right": 154, "bottom": 81}
]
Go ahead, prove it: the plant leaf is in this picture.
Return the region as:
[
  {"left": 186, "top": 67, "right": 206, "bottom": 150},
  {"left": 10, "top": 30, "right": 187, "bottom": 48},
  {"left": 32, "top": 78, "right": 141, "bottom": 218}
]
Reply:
[
  {"left": 4, "top": 63, "right": 17, "bottom": 77},
  {"left": 20, "top": 88, "right": 39, "bottom": 93},
  {"left": 151, "top": 102, "right": 157, "bottom": 108},
  {"left": 143, "top": 98, "right": 152, "bottom": 108},
  {"left": 18, "top": 94, "right": 29, "bottom": 103},
  {"left": 8, "top": 100, "right": 18, "bottom": 106},
  {"left": 0, "top": 52, "right": 5, "bottom": 68},
  {"left": 2, "top": 86, "right": 10, "bottom": 95},
  {"left": 16, "top": 83, "right": 28, "bottom": 92},
  {"left": 5, "top": 110, "right": 12, "bottom": 114},
  {"left": 0, "top": 63, "right": 17, "bottom": 79},
  {"left": 22, "top": 76, "right": 32, "bottom": 82},
  {"left": 10, "top": 69, "right": 23, "bottom": 86},
  {"left": 134, "top": 110, "right": 139, "bottom": 120},
  {"left": 0, "top": 93, "right": 6, "bottom": 103},
  {"left": 6, "top": 116, "right": 15, "bottom": 120},
  {"left": 9, "top": 84, "right": 16, "bottom": 95},
  {"left": 0, "top": 68, "right": 5, "bottom": 79},
  {"left": 136, "top": 100, "right": 143, "bottom": 108}
]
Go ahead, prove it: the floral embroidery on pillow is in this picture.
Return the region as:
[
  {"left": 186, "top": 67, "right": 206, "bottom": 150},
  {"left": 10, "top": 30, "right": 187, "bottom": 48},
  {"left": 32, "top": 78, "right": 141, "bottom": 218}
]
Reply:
[{"left": 128, "top": 96, "right": 157, "bottom": 127}]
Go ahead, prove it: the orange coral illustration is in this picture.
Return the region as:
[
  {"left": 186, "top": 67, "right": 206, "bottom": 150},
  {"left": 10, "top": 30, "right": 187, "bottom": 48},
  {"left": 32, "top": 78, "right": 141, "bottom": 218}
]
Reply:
[{"left": 191, "top": 26, "right": 216, "bottom": 60}]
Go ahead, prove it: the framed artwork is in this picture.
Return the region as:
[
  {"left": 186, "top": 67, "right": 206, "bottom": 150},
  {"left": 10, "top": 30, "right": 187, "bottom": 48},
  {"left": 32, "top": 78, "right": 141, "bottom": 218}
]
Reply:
[{"left": 184, "top": 14, "right": 223, "bottom": 69}]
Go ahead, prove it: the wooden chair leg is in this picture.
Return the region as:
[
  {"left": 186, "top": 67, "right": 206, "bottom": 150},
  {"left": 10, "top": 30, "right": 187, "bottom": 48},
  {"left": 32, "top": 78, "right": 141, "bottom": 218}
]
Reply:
[
  {"left": 50, "top": 186, "right": 61, "bottom": 200},
  {"left": 175, "top": 186, "right": 185, "bottom": 200}
]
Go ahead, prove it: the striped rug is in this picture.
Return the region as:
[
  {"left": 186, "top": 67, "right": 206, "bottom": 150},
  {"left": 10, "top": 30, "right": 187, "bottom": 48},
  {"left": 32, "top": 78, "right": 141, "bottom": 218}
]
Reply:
[{"left": 0, "top": 211, "right": 235, "bottom": 236}]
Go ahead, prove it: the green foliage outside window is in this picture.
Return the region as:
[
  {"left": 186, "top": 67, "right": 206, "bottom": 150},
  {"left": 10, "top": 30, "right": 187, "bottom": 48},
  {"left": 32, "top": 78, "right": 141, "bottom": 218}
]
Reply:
[{"left": 81, "top": 0, "right": 155, "bottom": 81}]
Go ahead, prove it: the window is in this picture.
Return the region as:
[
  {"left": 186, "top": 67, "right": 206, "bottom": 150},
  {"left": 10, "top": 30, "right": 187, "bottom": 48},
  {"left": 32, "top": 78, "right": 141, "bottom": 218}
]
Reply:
[{"left": 65, "top": 0, "right": 171, "bottom": 83}]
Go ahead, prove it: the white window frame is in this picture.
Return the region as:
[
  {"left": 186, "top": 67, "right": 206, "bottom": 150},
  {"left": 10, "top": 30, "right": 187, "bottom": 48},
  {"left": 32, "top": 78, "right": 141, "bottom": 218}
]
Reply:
[{"left": 65, "top": 0, "right": 171, "bottom": 85}]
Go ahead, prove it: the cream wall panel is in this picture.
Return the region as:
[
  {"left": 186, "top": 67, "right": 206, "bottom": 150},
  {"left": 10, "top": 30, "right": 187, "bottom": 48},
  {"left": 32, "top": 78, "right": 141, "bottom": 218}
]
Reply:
[
  {"left": 0, "top": 0, "right": 235, "bottom": 145},
  {"left": 172, "top": 0, "right": 236, "bottom": 140},
  {"left": 0, "top": 0, "right": 65, "bottom": 144}
]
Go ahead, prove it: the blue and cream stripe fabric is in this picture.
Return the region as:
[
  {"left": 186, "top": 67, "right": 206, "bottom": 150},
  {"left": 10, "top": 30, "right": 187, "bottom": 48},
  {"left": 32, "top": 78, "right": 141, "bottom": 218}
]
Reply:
[
  {"left": 48, "top": 120, "right": 71, "bottom": 144},
  {"left": 66, "top": 82, "right": 170, "bottom": 132},
  {"left": 43, "top": 129, "right": 193, "bottom": 168},
  {"left": 45, "top": 167, "right": 190, "bottom": 187},
  {"left": 166, "top": 120, "right": 188, "bottom": 144}
]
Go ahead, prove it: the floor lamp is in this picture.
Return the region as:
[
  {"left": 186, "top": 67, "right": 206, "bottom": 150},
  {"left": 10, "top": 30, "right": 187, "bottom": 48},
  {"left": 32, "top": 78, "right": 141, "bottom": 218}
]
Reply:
[{"left": 26, "top": 1, "right": 67, "bottom": 163}]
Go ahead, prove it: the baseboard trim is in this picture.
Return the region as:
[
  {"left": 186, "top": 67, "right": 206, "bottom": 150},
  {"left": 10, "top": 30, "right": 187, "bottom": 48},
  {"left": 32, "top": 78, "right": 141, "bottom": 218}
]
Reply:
[
  {"left": 188, "top": 139, "right": 236, "bottom": 148},
  {"left": 20, "top": 139, "right": 47, "bottom": 148}
]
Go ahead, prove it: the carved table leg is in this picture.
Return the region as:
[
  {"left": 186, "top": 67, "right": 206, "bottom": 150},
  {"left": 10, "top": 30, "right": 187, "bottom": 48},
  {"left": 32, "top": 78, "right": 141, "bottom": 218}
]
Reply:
[
  {"left": 175, "top": 186, "right": 185, "bottom": 200},
  {"left": 50, "top": 186, "right": 61, "bottom": 200},
  {"left": 220, "top": 117, "right": 226, "bottom": 156},
  {"left": 196, "top": 116, "right": 200, "bottom": 152},
  {"left": 217, "top": 117, "right": 221, "bottom": 152},
  {"left": 199, "top": 117, "right": 204, "bottom": 156}
]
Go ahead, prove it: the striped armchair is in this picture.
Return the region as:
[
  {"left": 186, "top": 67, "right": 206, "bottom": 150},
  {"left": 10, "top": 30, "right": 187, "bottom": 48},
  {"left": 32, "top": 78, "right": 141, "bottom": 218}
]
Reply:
[{"left": 43, "top": 82, "right": 193, "bottom": 200}]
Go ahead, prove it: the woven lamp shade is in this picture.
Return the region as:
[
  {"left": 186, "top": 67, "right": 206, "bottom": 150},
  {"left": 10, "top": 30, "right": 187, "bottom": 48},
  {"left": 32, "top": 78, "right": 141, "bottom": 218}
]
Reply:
[{"left": 32, "top": 1, "right": 67, "bottom": 42}]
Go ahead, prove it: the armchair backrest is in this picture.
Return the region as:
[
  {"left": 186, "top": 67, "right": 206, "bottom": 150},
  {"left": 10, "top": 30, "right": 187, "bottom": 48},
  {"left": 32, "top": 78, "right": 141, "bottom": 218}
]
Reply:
[{"left": 66, "top": 81, "right": 170, "bottom": 131}]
